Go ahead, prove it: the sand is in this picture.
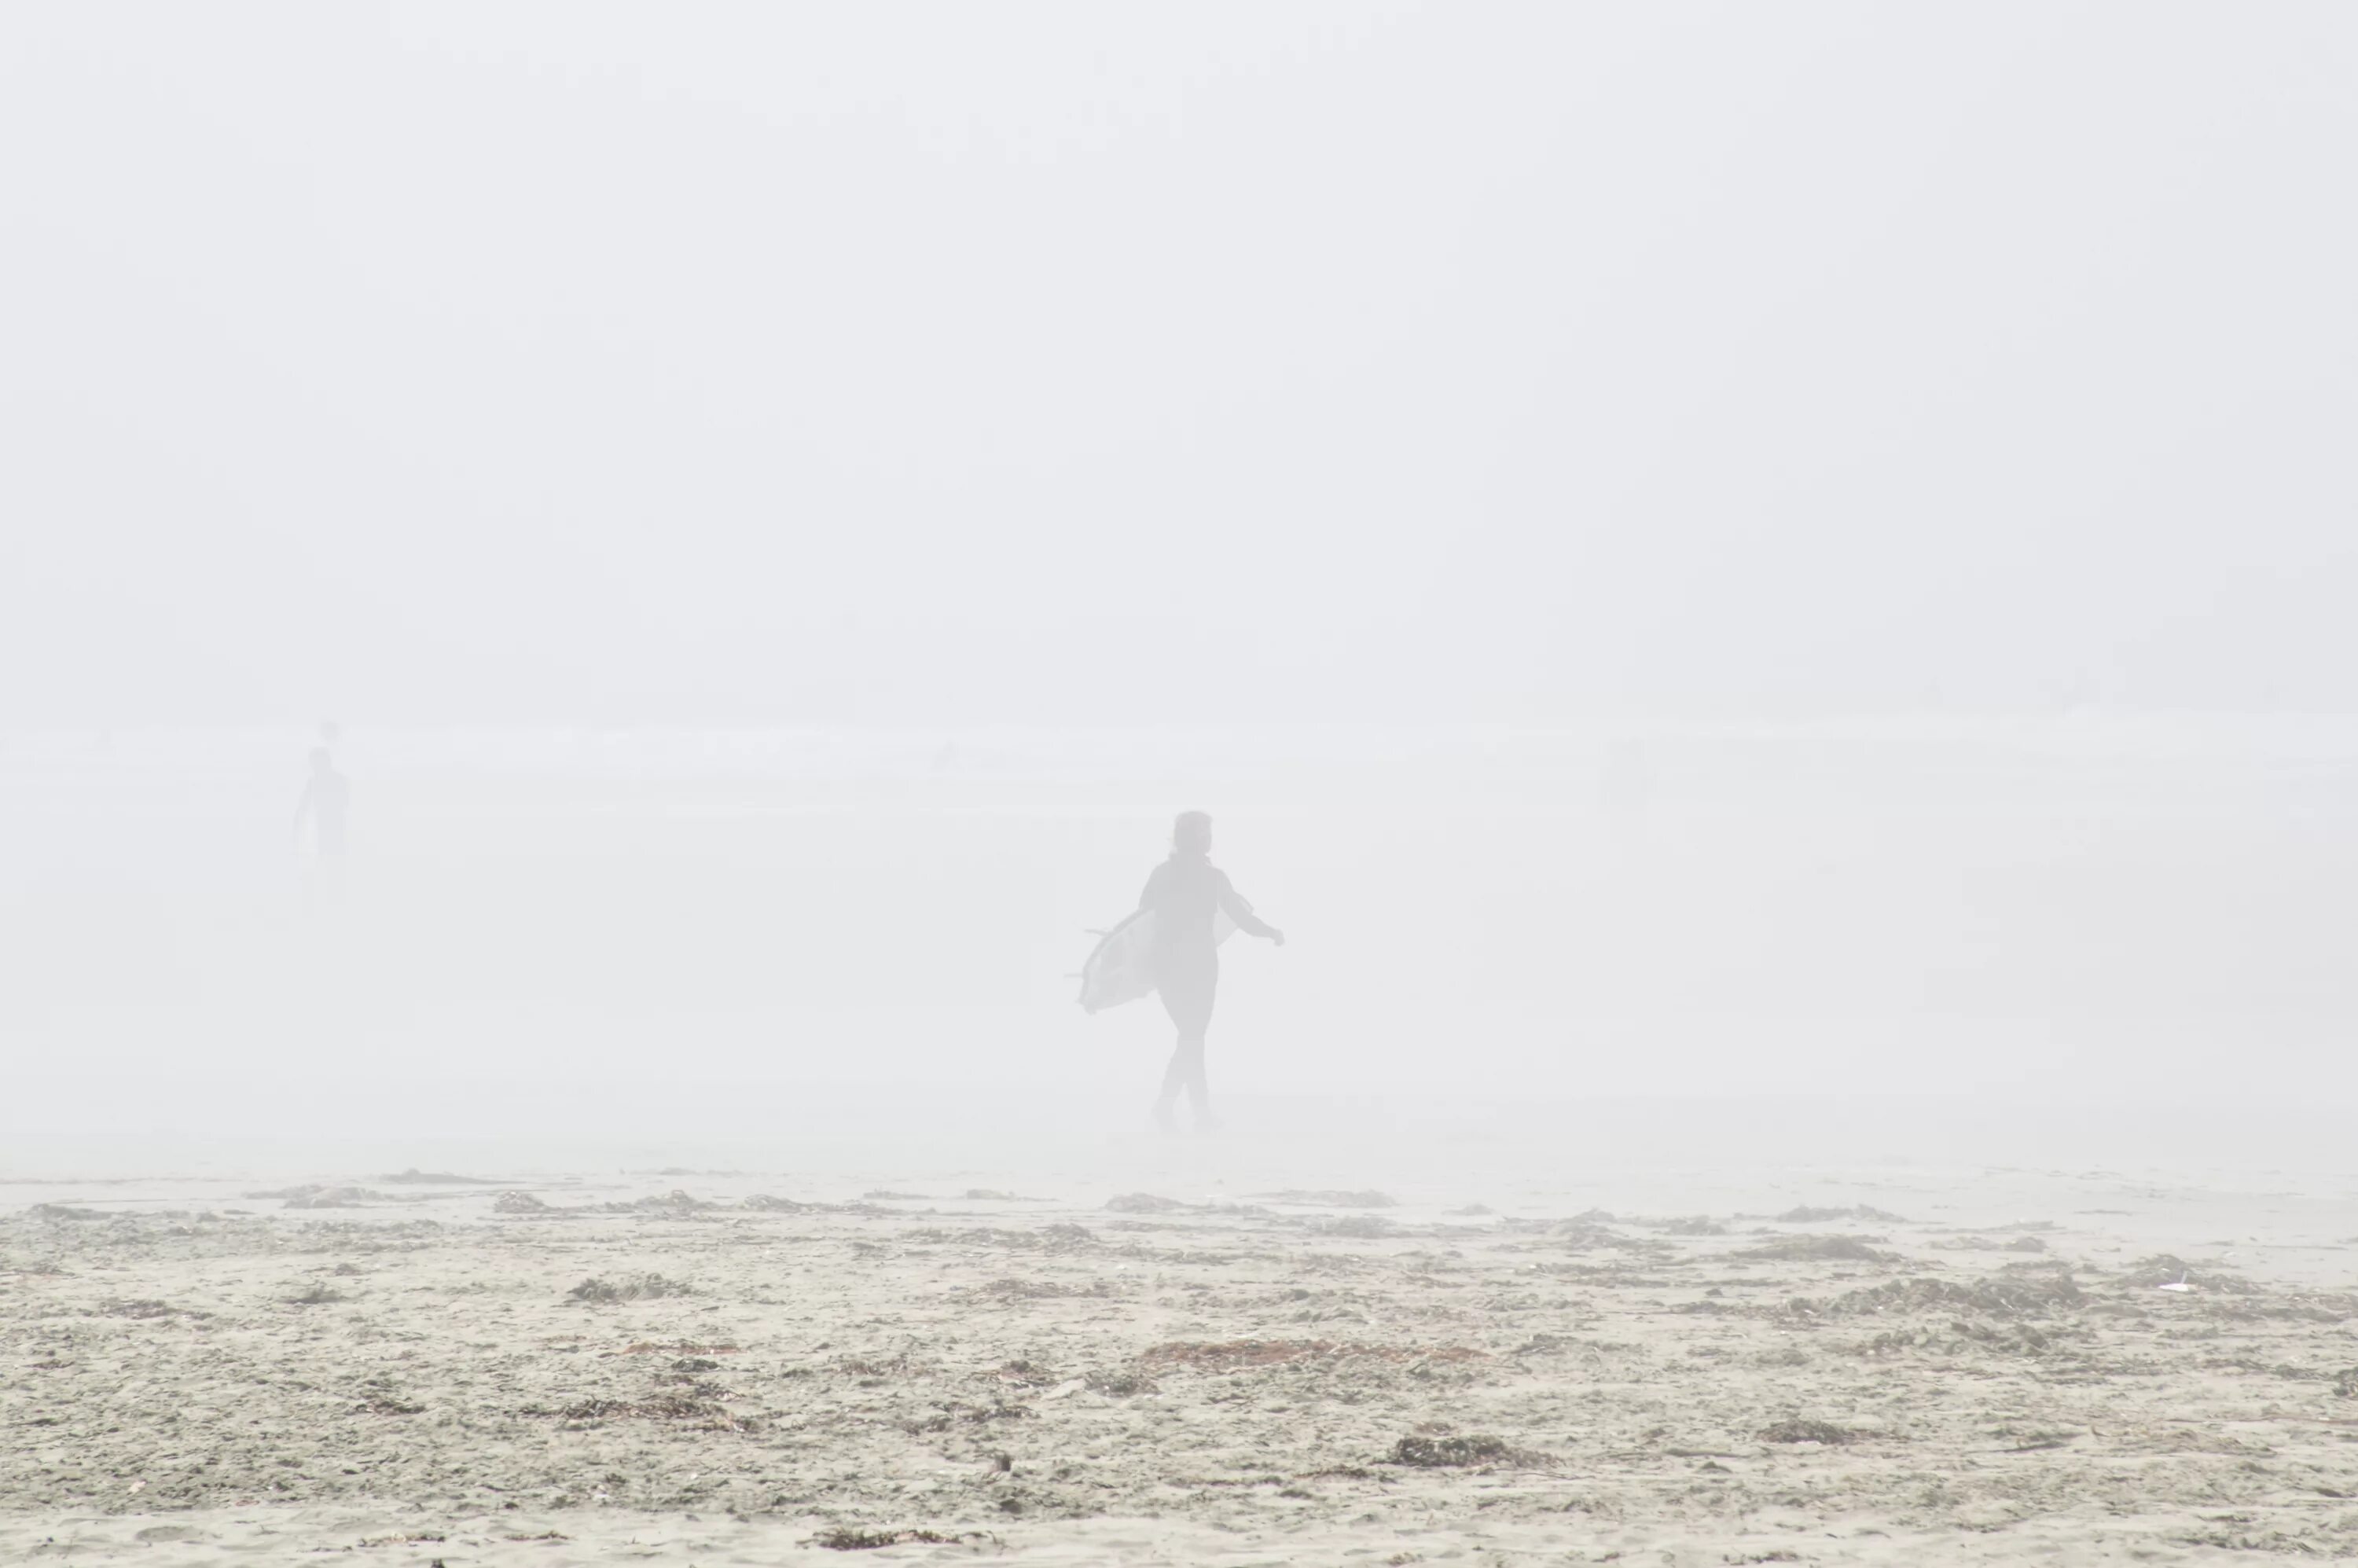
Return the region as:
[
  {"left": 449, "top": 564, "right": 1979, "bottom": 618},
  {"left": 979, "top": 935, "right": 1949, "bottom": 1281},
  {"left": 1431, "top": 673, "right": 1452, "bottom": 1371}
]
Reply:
[{"left": 5, "top": 1151, "right": 2357, "bottom": 1565}]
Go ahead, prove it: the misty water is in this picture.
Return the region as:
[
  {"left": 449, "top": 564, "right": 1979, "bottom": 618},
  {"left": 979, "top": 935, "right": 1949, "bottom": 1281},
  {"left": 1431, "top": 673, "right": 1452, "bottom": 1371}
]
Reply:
[{"left": 7, "top": 718, "right": 2352, "bottom": 1170}]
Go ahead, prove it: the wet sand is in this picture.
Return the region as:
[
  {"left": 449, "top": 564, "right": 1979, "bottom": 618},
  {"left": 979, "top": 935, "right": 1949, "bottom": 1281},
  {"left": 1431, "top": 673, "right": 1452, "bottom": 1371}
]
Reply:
[{"left": 6, "top": 1141, "right": 2356, "bottom": 1564}]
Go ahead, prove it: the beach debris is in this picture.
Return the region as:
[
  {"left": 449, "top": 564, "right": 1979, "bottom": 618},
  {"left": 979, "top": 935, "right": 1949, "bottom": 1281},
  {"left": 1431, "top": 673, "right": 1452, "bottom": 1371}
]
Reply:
[
  {"left": 1313, "top": 1214, "right": 1396, "bottom": 1239},
  {"left": 994, "top": 1359, "right": 1060, "bottom": 1387},
  {"left": 1662, "top": 1216, "right": 1728, "bottom": 1236},
  {"left": 1143, "top": 1339, "right": 1487, "bottom": 1373},
  {"left": 493, "top": 1192, "right": 553, "bottom": 1214},
  {"left": 1740, "top": 1235, "right": 1890, "bottom": 1263},
  {"left": 1084, "top": 1370, "right": 1159, "bottom": 1397},
  {"left": 974, "top": 1276, "right": 1115, "bottom": 1302},
  {"left": 1933, "top": 1234, "right": 2049, "bottom": 1253},
  {"left": 1254, "top": 1189, "right": 1399, "bottom": 1209},
  {"left": 1387, "top": 1434, "right": 1550, "bottom": 1468},
  {"left": 1787, "top": 1269, "right": 2081, "bottom": 1320},
  {"left": 2125, "top": 1255, "right": 2255, "bottom": 1294},
  {"left": 244, "top": 1184, "right": 379, "bottom": 1209},
  {"left": 567, "top": 1272, "right": 691, "bottom": 1304},
  {"left": 1144, "top": 1338, "right": 1335, "bottom": 1370},
  {"left": 1105, "top": 1192, "right": 1192, "bottom": 1214},
  {"left": 553, "top": 1391, "right": 750, "bottom": 1430},
  {"left": 28, "top": 1203, "right": 107, "bottom": 1222},
  {"left": 100, "top": 1298, "right": 205, "bottom": 1320},
  {"left": 811, "top": 1528, "right": 990, "bottom": 1551},
  {"left": 1, "top": 1256, "right": 69, "bottom": 1276},
  {"left": 597, "top": 1190, "right": 716, "bottom": 1215},
  {"left": 355, "top": 1394, "right": 425, "bottom": 1415},
  {"left": 1776, "top": 1205, "right": 1907, "bottom": 1224},
  {"left": 1759, "top": 1419, "right": 1866, "bottom": 1445}
]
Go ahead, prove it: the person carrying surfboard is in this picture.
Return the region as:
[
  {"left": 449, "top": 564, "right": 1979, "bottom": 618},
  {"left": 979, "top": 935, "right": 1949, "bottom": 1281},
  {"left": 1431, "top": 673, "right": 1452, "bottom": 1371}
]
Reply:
[{"left": 1140, "top": 810, "right": 1284, "bottom": 1133}]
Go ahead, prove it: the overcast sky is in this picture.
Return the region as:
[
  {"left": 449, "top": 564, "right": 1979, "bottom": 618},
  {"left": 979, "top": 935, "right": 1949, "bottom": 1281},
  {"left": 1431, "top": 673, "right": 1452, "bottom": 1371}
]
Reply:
[{"left": 4, "top": 2, "right": 2351, "bottom": 728}]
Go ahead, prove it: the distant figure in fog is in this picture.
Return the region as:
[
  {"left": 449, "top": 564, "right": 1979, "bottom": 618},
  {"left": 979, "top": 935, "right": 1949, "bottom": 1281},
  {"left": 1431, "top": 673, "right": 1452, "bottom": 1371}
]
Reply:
[
  {"left": 1140, "top": 811, "right": 1284, "bottom": 1133},
  {"left": 293, "top": 746, "right": 349, "bottom": 905}
]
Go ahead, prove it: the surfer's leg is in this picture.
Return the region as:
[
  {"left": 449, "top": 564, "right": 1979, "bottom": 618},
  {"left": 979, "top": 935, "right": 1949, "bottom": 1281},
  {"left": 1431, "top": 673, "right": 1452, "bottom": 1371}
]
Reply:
[
  {"left": 1188, "top": 968, "right": 1220, "bottom": 1129},
  {"left": 1184, "top": 1031, "right": 1214, "bottom": 1124},
  {"left": 1155, "top": 1041, "right": 1191, "bottom": 1131},
  {"left": 1156, "top": 969, "right": 1214, "bottom": 1130},
  {"left": 1155, "top": 986, "right": 1194, "bottom": 1131}
]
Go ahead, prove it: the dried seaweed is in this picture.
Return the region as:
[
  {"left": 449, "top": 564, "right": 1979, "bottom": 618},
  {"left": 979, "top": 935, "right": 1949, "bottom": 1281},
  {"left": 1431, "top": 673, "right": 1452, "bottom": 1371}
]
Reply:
[
  {"left": 567, "top": 1272, "right": 692, "bottom": 1304},
  {"left": 1792, "top": 1270, "right": 2081, "bottom": 1320},
  {"left": 1388, "top": 1434, "right": 1549, "bottom": 1467},
  {"left": 1759, "top": 1419, "right": 1866, "bottom": 1445},
  {"left": 1105, "top": 1193, "right": 1192, "bottom": 1214},
  {"left": 1741, "top": 1235, "right": 1890, "bottom": 1263},
  {"left": 1776, "top": 1205, "right": 1906, "bottom": 1224},
  {"left": 814, "top": 1527, "right": 988, "bottom": 1551}
]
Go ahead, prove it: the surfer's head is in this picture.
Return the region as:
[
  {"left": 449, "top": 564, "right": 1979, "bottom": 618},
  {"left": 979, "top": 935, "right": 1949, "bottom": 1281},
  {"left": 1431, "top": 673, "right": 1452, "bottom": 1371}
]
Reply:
[{"left": 1172, "top": 810, "right": 1213, "bottom": 857}]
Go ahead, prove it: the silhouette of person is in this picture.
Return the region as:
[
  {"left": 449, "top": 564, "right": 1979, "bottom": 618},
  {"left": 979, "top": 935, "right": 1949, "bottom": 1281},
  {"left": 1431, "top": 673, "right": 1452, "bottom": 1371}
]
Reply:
[
  {"left": 1138, "top": 811, "right": 1283, "bottom": 1133},
  {"left": 293, "top": 745, "right": 349, "bottom": 905}
]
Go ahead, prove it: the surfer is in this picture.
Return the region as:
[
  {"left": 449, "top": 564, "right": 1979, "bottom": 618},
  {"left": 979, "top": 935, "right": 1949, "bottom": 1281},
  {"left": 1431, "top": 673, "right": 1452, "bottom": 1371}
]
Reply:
[
  {"left": 1140, "top": 811, "right": 1284, "bottom": 1133},
  {"left": 293, "top": 745, "right": 349, "bottom": 906}
]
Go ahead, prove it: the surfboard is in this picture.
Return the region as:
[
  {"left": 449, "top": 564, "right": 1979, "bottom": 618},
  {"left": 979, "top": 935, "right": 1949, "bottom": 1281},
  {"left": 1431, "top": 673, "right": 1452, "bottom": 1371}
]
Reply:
[{"left": 1076, "top": 907, "right": 1237, "bottom": 1014}]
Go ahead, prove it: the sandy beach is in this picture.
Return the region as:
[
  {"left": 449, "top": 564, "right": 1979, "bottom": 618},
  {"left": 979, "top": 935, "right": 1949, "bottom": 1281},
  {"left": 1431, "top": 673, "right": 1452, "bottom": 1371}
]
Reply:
[
  {"left": 10, "top": 717, "right": 2356, "bottom": 1563},
  {"left": 6, "top": 1121, "right": 2356, "bottom": 1566}
]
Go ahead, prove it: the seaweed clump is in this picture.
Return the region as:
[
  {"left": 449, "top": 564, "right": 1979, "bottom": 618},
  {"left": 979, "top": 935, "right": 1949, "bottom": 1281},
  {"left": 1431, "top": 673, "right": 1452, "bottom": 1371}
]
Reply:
[
  {"left": 567, "top": 1272, "right": 692, "bottom": 1304},
  {"left": 1388, "top": 1434, "right": 1550, "bottom": 1468},
  {"left": 1105, "top": 1193, "right": 1193, "bottom": 1214},
  {"left": 1794, "top": 1270, "right": 2081, "bottom": 1320},
  {"left": 1741, "top": 1235, "right": 1890, "bottom": 1263},
  {"left": 1776, "top": 1205, "right": 1905, "bottom": 1224},
  {"left": 814, "top": 1528, "right": 986, "bottom": 1551},
  {"left": 1759, "top": 1419, "right": 1866, "bottom": 1445}
]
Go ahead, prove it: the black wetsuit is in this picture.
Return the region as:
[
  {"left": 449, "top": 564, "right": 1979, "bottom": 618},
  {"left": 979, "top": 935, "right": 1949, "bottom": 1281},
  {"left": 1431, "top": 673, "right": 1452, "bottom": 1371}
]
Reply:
[{"left": 1139, "top": 852, "right": 1276, "bottom": 1116}]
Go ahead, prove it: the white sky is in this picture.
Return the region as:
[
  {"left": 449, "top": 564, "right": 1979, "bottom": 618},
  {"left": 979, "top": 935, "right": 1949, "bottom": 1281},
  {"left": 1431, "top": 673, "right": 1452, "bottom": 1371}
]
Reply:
[{"left": 4, "top": 2, "right": 2352, "bottom": 726}]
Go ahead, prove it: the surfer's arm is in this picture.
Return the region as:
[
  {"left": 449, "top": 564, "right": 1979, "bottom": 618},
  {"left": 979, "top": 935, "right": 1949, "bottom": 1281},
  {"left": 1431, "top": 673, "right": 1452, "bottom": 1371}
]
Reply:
[
  {"left": 292, "top": 781, "right": 314, "bottom": 838},
  {"left": 1138, "top": 861, "right": 1167, "bottom": 912},
  {"left": 1216, "top": 873, "right": 1283, "bottom": 942}
]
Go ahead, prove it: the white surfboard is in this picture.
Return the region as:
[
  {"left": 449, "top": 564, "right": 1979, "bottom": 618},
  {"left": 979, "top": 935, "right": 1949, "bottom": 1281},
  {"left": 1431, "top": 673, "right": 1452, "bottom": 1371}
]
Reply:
[{"left": 1077, "top": 906, "right": 1237, "bottom": 1014}]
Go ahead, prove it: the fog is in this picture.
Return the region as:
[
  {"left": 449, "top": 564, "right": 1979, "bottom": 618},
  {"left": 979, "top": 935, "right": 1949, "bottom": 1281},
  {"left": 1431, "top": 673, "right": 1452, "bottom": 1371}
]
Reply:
[
  {"left": 7, "top": 716, "right": 2356, "bottom": 1168},
  {"left": 5, "top": 3, "right": 2355, "bottom": 1162}
]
